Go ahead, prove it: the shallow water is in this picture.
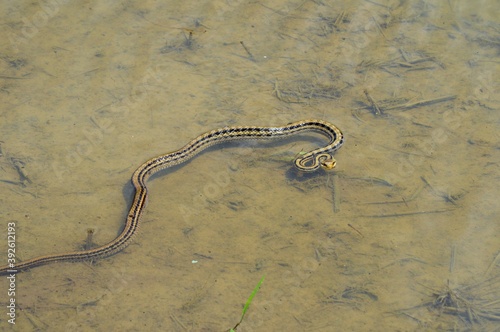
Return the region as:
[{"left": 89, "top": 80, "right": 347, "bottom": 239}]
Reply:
[{"left": 0, "top": 0, "right": 499, "bottom": 331}]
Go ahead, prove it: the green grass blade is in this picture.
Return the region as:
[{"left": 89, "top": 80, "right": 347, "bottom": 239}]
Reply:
[
  {"left": 240, "top": 275, "right": 265, "bottom": 321},
  {"left": 230, "top": 275, "right": 265, "bottom": 331}
]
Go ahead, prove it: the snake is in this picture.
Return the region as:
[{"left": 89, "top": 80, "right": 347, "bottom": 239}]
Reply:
[{"left": 0, "top": 119, "right": 344, "bottom": 275}]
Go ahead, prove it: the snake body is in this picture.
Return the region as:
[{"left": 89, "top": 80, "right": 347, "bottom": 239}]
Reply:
[{"left": 0, "top": 119, "right": 343, "bottom": 275}]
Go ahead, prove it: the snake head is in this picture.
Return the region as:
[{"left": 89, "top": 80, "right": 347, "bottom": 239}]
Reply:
[
  {"left": 295, "top": 153, "right": 337, "bottom": 171},
  {"left": 318, "top": 154, "right": 336, "bottom": 170}
]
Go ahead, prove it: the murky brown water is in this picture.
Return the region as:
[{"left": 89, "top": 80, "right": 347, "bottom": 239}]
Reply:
[{"left": 0, "top": 1, "right": 499, "bottom": 331}]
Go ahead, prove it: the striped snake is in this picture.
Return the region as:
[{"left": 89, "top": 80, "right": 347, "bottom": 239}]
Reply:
[{"left": 0, "top": 119, "right": 343, "bottom": 275}]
